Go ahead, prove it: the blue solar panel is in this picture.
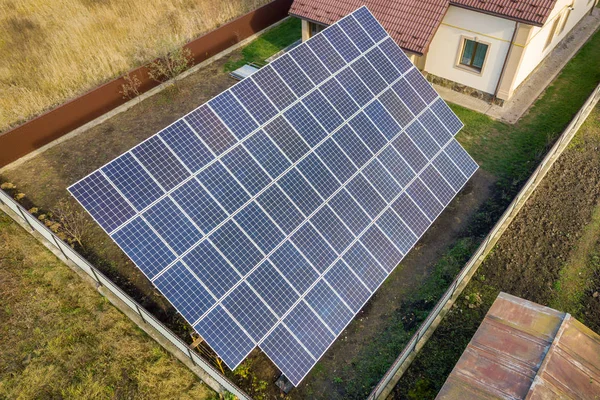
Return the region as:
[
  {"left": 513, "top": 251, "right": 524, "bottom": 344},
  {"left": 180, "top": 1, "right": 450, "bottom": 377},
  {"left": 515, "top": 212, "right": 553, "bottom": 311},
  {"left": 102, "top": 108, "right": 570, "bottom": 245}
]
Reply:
[
  {"left": 111, "top": 217, "right": 175, "bottom": 279},
  {"left": 345, "top": 173, "right": 387, "bottom": 218},
  {"left": 159, "top": 120, "right": 214, "bottom": 173},
  {"left": 221, "top": 145, "right": 271, "bottom": 196},
  {"left": 322, "top": 24, "right": 361, "bottom": 62},
  {"left": 171, "top": 178, "right": 227, "bottom": 233},
  {"left": 376, "top": 208, "right": 417, "bottom": 254},
  {"left": 364, "top": 100, "right": 401, "bottom": 140},
  {"left": 307, "top": 33, "right": 345, "bottom": 73},
  {"left": 319, "top": 78, "right": 359, "bottom": 119},
  {"left": 230, "top": 77, "right": 278, "bottom": 125},
  {"left": 324, "top": 260, "right": 371, "bottom": 312},
  {"left": 69, "top": 171, "right": 136, "bottom": 232},
  {"left": 329, "top": 189, "right": 371, "bottom": 235},
  {"left": 405, "top": 121, "right": 441, "bottom": 159},
  {"left": 234, "top": 202, "right": 285, "bottom": 253},
  {"left": 297, "top": 153, "right": 340, "bottom": 199},
  {"left": 270, "top": 242, "right": 319, "bottom": 294},
  {"left": 393, "top": 78, "right": 427, "bottom": 116},
  {"left": 360, "top": 224, "right": 403, "bottom": 272},
  {"left": 351, "top": 56, "right": 388, "bottom": 95},
  {"left": 259, "top": 324, "right": 315, "bottom": 385},
  {"left": 210, "top": 220, "right": 263, "bottom": 275},
  {"left": 264, "top": 116, "right": 310, "bottom": 163},
  {"left": 378, "top": 146, "right": 415, "bottom": 188},
  {"left": 315, "top": 138, "right": 357, "bottom": 183},
  {"left": 288, "top": 43, "right": 330, "bottom": 85},
  {"left": 432, "top": 98, "right": 463, "bottom": 135},
  {"left": 197, "top": 162, "right": 249, "bottom": 214},
  {"left": 365, "top": 47, "right": 401, "bottom": 84},
  {"left": 143, "top": 197, "right": 202, "bottom": 255},
  {"left": 69, "top": 6, "right": 478, "bottom": 387},
  {"left": 278, "top": 169, "right": 323, "bottom": 216},
  {"left": 209, "top": 91, "right": 258, "bottom": 140},
  {"left": 247, "top": 261, "right": 299, "bottom": 316},
  {"left": 343, "top": 242, "right": 386, "bottom": 291},
  {"left": 222, "top": 282, "right": 277, "bottom": 341},
  {"left": 349, "top": 112, "right": 388, "bottom": 153},
  {"left": 283, "top": 301, "right": 334, "bottom": 356},
  {"left": 310, "top": 205, "right": 354, "bottom": 253},
  {"left": 419, "top": 109, "right": 453, "bottom": 146},
  {"left": 284, "top": 103, "right": 327, "bottom": 147},
  {"left": 338, "top": 14, "right": 374, "bottom": 52},
  {"left": 379, "top": 89, "right": 414, "bottom": 128},
  {"left": 244, "top": 130, "right": 291, "bottom": 179},
  {"left": 303, "top": 90, "right": 344, "bottom": 133},
  {"left": 305, "top": 279, "right": 353, "bottom": 334},
  {"left": 257, "top": 185, "right": 304, "bottom": 234},
  {"left": 251, "top": 65, "right": 296, "bottom": 110},
  {"left": 270, "top": 54, "right": 315, "bottom": 96},
  {"left": 183, "top": 240, "right": 241, "bottom": 298},
  {"left": 335, "top": 68, "right": 373, "bottom": 107},
  {"left": 194, "top": 305, "right": 255, "bottom": 369},
  {"left": 154, "top": 262, "right": 215, "bottom": 322},
  {"left": 406, "top": 178, "right": 443, "bottom": 221},
  {"left": 185, "top": 105, "right": 237, "bottom": 155},
  {"left": 291, "top": 223, "right": 337, "bottom": 273},
  {"left": 362, "top": 159, "right": 402, "bottom": 202}
]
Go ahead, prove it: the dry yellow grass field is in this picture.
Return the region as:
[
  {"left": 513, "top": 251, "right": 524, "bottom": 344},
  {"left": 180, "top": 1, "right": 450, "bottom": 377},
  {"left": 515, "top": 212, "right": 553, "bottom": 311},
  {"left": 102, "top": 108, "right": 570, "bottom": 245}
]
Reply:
[
  {"left": 0, "top": 0, "right": 270, "bottom": 133},
  {"left": 0, "top": 210, "right": 217, "bottom": 399}
]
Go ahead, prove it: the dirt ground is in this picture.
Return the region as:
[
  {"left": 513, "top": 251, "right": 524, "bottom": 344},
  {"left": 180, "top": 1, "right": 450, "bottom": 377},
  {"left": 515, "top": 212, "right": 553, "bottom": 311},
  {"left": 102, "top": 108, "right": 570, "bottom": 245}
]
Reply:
[
  {"left": 0, "top": 33, "right": 498, "bottom": 399},
  {"left": 394, "top": 104, "right": 600, "bottom": 399}
]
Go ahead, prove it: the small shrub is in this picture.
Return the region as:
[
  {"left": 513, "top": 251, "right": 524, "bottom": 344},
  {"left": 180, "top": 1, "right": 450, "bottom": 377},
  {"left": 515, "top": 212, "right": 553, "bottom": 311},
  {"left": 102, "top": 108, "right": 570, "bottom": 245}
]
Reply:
[
  {"left": 52, "top": 199, "right": 93, "bottom": 247},
  {"left": 120, "top": 73, "right": 142, "bottom": 100},
  {"left": 147, "top": 47, "right": 193, "bottom": 89}
]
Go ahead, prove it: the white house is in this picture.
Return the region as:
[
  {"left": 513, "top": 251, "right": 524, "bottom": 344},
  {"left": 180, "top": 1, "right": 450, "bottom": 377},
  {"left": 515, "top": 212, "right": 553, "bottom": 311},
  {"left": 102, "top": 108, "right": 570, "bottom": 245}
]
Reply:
[{"left": 290, "top": 0, "right": 597, "bottom": 103}]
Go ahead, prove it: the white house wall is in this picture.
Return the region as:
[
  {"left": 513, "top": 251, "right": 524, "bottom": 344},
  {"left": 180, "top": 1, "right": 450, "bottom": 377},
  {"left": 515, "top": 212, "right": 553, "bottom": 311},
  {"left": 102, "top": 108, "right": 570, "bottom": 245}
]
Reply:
[
  {"left": 424, "top": 6, "right": 516, "bottom": 95},
  {"left": 513, "top": 0, "right": 593, "bottom": 89}
]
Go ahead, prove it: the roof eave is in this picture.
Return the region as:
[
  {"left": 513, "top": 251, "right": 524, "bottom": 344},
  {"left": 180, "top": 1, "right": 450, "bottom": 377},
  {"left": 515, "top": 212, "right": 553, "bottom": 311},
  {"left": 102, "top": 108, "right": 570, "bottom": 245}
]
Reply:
[{"left": 448, "top": 3, "right": 545, "bottom": 27}]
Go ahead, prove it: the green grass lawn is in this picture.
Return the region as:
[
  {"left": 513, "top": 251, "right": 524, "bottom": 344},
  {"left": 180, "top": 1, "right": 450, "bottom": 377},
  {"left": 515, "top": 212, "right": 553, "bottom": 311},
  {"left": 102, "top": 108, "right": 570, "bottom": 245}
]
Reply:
[
  {"left": 224, "top": 17, "right": 301, "bottom": 71},
  {"left": 0, "top": 210, "right": 216, "bottom": 400}
]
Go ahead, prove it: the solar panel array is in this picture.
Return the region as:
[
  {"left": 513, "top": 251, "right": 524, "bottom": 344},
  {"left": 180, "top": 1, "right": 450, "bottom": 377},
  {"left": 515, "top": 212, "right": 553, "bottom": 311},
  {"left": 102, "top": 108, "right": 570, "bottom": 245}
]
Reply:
[{"left": 69, "top": 6, "right": 478, "bottom": 386}]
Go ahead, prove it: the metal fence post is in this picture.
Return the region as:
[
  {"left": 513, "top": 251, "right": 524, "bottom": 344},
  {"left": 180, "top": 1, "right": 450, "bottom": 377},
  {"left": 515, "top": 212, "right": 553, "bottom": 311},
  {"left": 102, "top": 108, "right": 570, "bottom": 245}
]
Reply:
[
  {"left": 17, "top": 207, "right": 34, "bottom": 232},
  {"left": 135, "top": 304, "right": 147, "bottom": 324},
  {"left": 52, "top": 235, "right": 68, "bottom": 259}
]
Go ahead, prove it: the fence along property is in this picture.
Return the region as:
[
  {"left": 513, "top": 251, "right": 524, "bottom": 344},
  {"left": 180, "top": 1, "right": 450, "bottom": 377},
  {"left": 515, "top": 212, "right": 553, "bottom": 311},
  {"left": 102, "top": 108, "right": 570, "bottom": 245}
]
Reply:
[
  {"left": 367, "top": 83, "right": 600, "bottom": 400},
  {"left": 0, "top": 189, "right": 253, "bottom": 399}
]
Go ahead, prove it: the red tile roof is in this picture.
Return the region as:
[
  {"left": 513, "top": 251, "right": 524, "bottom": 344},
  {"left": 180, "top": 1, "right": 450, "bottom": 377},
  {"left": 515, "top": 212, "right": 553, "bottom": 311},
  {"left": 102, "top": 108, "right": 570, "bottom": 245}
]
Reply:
[
  {"left": 436, "top": 292, "right": 600, "bottom": 400},
  {"left": 289, "top": 0, "right": 557, "bottom": 54}
]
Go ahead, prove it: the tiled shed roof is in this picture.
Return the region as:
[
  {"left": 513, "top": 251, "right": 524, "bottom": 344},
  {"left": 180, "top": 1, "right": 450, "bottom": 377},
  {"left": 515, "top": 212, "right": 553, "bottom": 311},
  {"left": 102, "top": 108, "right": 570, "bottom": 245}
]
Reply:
[
  {"left": 436, "top": 292, "right": 600, "bottom": 399},
  {"left": 289, "top": 0, "right": 558, "bottom": 54}
]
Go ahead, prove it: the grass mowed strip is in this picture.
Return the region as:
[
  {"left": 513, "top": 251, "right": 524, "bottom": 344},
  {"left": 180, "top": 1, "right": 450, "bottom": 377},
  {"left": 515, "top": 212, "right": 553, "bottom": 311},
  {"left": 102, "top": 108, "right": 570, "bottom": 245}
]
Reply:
[
  {"left": 393, "top": 61, "right": 600, "bottom": 400},
  {"left": 0, "top": 210, "right": 216, "bottom": 399},
  {"left": 0, "top": 0, "right": 271, "bottom": 133}
]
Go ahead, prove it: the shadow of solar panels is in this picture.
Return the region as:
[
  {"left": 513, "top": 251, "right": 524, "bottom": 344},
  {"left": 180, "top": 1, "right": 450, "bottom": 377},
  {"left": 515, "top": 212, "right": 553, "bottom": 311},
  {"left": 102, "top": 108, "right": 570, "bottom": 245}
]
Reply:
[{"left": 68, "top": 6, "right": 477, "bottom": 385}]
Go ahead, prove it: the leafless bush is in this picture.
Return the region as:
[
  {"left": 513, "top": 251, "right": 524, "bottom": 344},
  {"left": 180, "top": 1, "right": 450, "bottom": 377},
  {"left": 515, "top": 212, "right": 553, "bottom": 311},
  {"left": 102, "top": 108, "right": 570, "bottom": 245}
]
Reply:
[
  {"left": 52, "top": 199, "right": 93, "bottom": 248},
  {"left": 120, "top": 73, "right": 142, "bottom": 100},
  {"left": 147, "top": 47, "right": 194, "bottom": 89}
]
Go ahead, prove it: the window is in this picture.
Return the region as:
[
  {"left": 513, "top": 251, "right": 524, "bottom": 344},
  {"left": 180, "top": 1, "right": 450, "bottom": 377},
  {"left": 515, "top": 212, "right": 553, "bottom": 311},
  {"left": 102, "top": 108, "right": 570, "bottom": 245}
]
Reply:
[
  {"left": 544, "top": 17, "right": 561, "bottom": 50},
  {"left": 459, "top": 39, "right": 489, "bottom": 73}
]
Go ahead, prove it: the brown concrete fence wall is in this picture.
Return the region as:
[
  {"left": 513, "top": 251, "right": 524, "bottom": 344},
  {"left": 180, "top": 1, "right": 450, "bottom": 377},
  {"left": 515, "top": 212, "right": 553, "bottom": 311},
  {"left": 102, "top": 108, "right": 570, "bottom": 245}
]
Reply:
[{"left": 0, "top": 0, "right": 293, "bottom": 168}]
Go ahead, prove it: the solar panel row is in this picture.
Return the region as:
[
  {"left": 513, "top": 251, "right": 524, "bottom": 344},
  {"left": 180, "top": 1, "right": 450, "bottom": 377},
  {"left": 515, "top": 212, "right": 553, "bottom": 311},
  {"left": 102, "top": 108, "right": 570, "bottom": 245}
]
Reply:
[{"left": 69, "top": 6, "right": 477, "bottom": 386}]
